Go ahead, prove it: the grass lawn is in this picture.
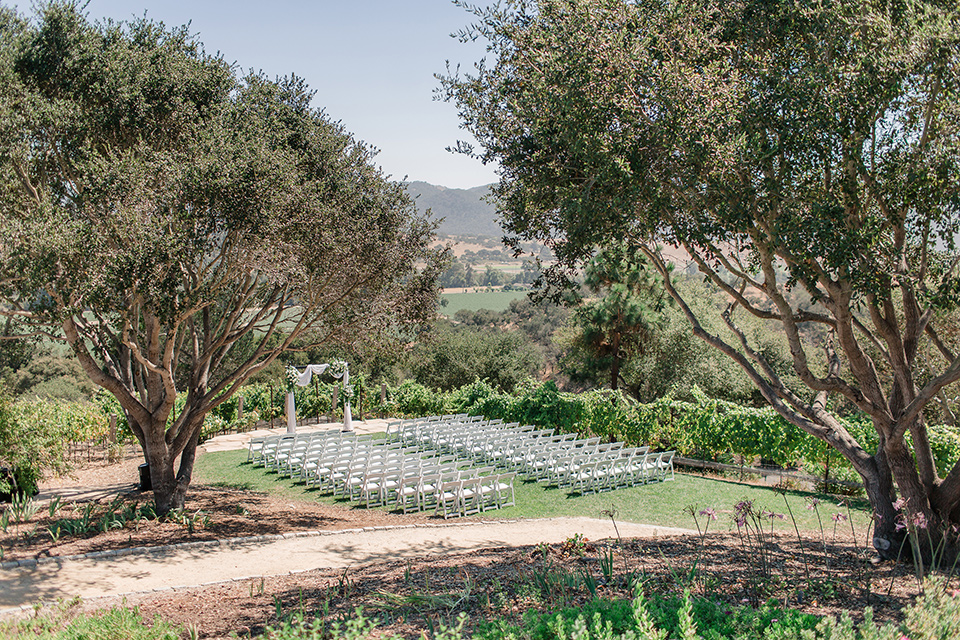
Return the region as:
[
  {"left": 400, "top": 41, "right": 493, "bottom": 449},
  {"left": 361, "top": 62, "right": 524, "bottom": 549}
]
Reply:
[
  {"left": 440, "top": 289, "right": 529, "bottom": 316},
  {"left": 195, "top": 449, "right": 872, "bottom": 537}
]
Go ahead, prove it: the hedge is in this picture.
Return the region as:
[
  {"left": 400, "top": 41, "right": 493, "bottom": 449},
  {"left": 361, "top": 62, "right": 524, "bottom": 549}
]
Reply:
[{"left": 378, "top": 378, "right": 960, "bottom": 488}]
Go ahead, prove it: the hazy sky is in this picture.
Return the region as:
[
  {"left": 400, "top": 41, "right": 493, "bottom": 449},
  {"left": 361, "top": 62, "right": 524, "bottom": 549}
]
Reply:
[{"left": 9, "top": 1, "right": 499, "bottom": 189}]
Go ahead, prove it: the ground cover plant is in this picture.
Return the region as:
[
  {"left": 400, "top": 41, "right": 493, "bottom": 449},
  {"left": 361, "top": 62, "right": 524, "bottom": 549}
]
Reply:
[{"left": 0, "top": 603, "right": 181, "bottom": 640}]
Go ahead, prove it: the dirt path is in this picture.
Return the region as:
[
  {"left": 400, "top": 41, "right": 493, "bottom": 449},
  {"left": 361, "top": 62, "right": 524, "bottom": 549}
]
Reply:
[{"left": 0, "top": 517, "right": 691, "bottom": 611}]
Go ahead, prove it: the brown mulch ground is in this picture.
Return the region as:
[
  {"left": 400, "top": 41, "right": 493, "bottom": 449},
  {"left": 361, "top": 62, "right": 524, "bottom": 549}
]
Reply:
[
  {"left": 0, "top": 449, "right": 936, "bottom": 639},
  {"left": 3, "top": 449, "right": 433, "bottom": 562},
  {"left": 25, "top": 532, "right": 927, "bottom": 640}
]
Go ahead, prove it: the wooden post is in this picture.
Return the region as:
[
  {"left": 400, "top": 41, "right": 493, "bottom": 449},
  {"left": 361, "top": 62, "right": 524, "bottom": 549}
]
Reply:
[
  {"left": 332, "top": 386, "right": 338, "bottom": 413},
  {"left": 824, "top": 450, "right": 830, "bottom": 489},
  {"left": 108, "top": 414, "right": 118, "bottom": 462},
  {"left": 237, "top": 395, "right": 244, "bottom": 421},
  {"left": 314, "top": 377, "right": 320, "bottom": 424},
  {"left": 380, "top": 383, "right": 386, "bottom": 405},
  {"left": 270, "top": 387, "right": 275, "bottom": 429},
  {"left": 358, "top": 385, "right": 363, "bottom": 421}
]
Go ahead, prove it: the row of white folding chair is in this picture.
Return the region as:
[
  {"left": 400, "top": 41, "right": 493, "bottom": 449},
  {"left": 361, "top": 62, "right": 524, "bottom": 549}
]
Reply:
[
  {"left": 359, "top": 461, "right": 486, "bottom": 510},
  {"left": 548, "top": 449, "right": 624, "bottom": 487},
  {"left": 340, "top": 453, "right": 463, "bottom": 501},
  {"left": 475, "top": 428, "right": 555, "bottom": 465},
  {"left": 309, "top": 445, "right": 440, "bottom": 492},
  {"left": 355, "top": 459, "right": 459, "bottom": 508},
  {"left": 404, "top": 418, "right": 504, "bottom": 448},
  {"left": 395, "top": 415, "right": 484, "bottom": 445},
  {"left": 301, "top": 440, "right": 404, "bottom": 486},
  {"left": 437, "top": 422, "right": 527, "bottom": 456},
  {"left": 546, "top": 443, "right": 653, "bottom": 486},
  {"left": 395, "top": 465, "right": 495, "bottom": 514},
  {"left": 560, "top": 447, "right": 654, "bottom": 492},
  {"left": 397, "top": 420, "right": 452, "bottom": 447},
  {"left": 407, "top": 419, "right": 498, "bottom": 449},
  {"left": 253, "top": 433, "right": 302, "bottom": 467},
  {"left": 385, "top": 416, "right": 469, "bottom": 441},
  {"left": 257, "top": 431, "right": 367, "bottom": 470},
  {"left": 520, "top": 435, "right": 596, "bottom": 480},
  {"left": 421, "top": 420, "right": 544, "bottom": 459},
  {"left": 263, "top": 434, "right": 309, "bottom": 471},
  {"left": 277, "top": 433, "right": 378, "bottom": 476},
  {"left": 338, "top": 446, "right": 430, "bottom": 494},
  {"left": 436, "top": 472, "right": 517, "bottom": 519},
  {"left": 419, "top": 418, "right": 502, "bottom": 443},
  {"left": 247, "top": 434, "right": 276, "bottom": 463},
  {"left": 385, "top": 418, "right": 423, "bottom": 441},
  {"left": 284, "top": 435, "right": 385, "bottom": 478},
  {"left": 328, "top": 447, "right": 454, "bottom": 494},
  {"left": 251, "top": 428, "right": 361, "bottom": 464},
  {"left": 394, "top": 465, "right": 463, "bottom": 513},
  {"left": 498, "top": 434, "right": 577, "bottom": 475},
  {"left": 249, "top": 432, "right": 320, "bottom": 464},
  {"left": 605, "top": 449, "right": 674, "bottom": 488},
  {"left": 458, "top": 423, "right": 550, "bottom": 459},
  {"left": 294, "top": 434, "right": 392, "bottom": 478}
]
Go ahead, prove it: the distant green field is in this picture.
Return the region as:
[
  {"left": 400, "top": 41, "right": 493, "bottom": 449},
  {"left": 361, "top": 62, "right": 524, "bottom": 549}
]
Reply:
[{"left": 441, "top": 289, "right": 529, "bottom": 316}]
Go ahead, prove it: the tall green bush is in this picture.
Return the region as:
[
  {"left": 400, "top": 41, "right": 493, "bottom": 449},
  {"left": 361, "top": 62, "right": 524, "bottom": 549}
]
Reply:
[
  {"left": 377, "top": 378, "right": 960, "bottom": 488},
  {"left": 0, "top": 393, "right": 72, "bottom": 495}
]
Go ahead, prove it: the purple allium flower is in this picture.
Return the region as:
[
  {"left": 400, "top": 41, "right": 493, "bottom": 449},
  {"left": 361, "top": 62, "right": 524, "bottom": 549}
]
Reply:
[
  {"left": 911, "top": 512, "right": 928, "bottom": 530},
  {"left": 699, "top": 508, "right": 718, "bottom": 521},
  {"left": 831, "top": 512, "right": 848, "bottom": 523}
]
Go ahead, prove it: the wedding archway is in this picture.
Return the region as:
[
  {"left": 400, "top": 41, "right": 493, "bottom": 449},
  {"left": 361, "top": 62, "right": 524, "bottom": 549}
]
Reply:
[{"left": 285, "top": 361, "right": 352, "bottom": 433}]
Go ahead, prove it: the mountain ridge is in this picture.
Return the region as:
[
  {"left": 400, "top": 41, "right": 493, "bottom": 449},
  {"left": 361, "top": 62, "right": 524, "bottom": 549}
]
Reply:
[{"left": 404, "top": 180, "right": 502, "bottom": 237}]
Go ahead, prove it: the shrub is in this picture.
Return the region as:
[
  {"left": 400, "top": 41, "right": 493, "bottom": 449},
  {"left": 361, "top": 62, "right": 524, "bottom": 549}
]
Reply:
[
  {"left": 373, "top": 378, "right": 960, "bottom": 491},
  {"left": 0, "top": 392, "right": 73, "bottom": 496},
  {"left": 391, "top": 380, "right": 447, "bottom": 417},
  {"left": 472, "top": 578, "right": 959, "bottom": 640}
]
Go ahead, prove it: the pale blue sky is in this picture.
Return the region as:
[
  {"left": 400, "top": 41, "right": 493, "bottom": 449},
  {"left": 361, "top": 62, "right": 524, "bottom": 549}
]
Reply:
[{"left": 10, "top": 1, "right": 498, "bottom": 189}]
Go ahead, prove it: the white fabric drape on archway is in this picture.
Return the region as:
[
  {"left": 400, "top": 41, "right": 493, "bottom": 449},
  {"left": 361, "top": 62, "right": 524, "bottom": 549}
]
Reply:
[{"left": 285, "top": 363, "right": 351, "bottom": 433}]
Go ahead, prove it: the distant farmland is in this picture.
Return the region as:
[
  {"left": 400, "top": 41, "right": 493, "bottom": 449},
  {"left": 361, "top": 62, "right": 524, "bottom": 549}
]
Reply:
[{"left": 440, "top": 289, "right": 529, "bottom": 316}]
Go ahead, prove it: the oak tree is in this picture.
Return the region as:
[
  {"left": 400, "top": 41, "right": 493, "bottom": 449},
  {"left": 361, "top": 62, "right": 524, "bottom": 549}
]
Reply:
[
  {"left": 443, "top": 0, "right": 960, "bottom": 557},
  {"left": 0, "top": 3, "right": 443, "bottom": 513}
]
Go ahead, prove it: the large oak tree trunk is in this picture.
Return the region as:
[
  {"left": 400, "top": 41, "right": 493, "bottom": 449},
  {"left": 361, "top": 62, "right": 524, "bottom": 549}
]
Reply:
[
  {"left": 859, "top": 448, "right": 906, "bottom": 560},
  {"left": 136, "top": 414, "right": 202, "bottom": 515}
]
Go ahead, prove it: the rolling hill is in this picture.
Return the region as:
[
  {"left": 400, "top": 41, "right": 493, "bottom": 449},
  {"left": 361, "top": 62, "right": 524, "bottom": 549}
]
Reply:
[{"left": 404, "top": 181, "right": 501, "bottom": 237}]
